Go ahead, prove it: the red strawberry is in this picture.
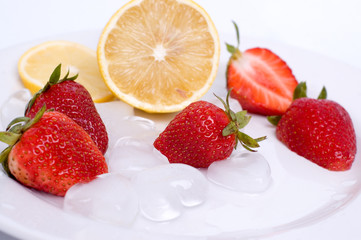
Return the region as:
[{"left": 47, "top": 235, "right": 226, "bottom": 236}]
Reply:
[
  {"left": 226, "top": 21, "right": 298, "bottom": 116},
  {"left": 25, "top": 64, "right": 108, "bottom": 154},
  {"left": 268, "top": 82, "right": 357, "bottom": 171},
  {"left": 153, "top": 93, "right": 266, "bottom": 168},
  {"left": 0, "top": 106, "right": 108, "bottom": 196}
]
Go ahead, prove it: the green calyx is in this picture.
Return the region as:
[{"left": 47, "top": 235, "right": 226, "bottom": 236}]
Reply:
[
  {"left": 215, "top": 91, "right": 267, "bottom": 152},
  {"left": 0, "top": 105, "right": 47, "bottom": 175},
  {"left": 267, "top": 82, "right": 327, "bottom": 126},
  {"left": 25, "top": 64, "right": 78, "bottom": 114}
]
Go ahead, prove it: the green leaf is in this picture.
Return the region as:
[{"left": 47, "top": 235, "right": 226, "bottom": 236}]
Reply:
[
  {"left": 267, "top": 115, "right": 282, "bottom": 126},
  {"left": 293, "top": 82, "right": 307, "bottom": 100},
  {"left": 0, "top": 132, "right": 21, "bottom": 146},
  {"left": 235, "top": 110, "right": 250, "bottom": 129},
  {"left": 23, "top": 104, "right": 47, "bottom": 131},
  {"left": 7, "top": 124, "right": 24, "bottom": 134},
  {"left": 317, "top": 86, "right": 327, "bottom": 99},
  {"left": 240, "top": 141, "right": 256, "bottom": 152},
  {"left": 6, "top": 117, "right": 29, "bottom": 131},
  {"left": 0, "top": 147, "right": 11, "bottom": 164},
  {"left": 229, "top": 110, "right": 237, "bottom": 122},
  {"left": 222, "top": 122, "right": 238, "bottom": 136},
  {"left": 1, "top": 147, "right": 13, "bottom": 177},
  {"left": 66, "top": 73, "right": 78, "bottom": 81},
  {"left": 59, "top": 70, "right": 78, "bottom": 83},
  {"left": 254, "top": 136, "right": 267, "bottom": 142},
  {"left": 237, "top": 131, "right": 260, "bottom": 148},
  {"left": 226, "top": 43, "right": 237, "bottom": 55},
  {"left": 49, "top": 64, "right": 62, "bottom": 85}
]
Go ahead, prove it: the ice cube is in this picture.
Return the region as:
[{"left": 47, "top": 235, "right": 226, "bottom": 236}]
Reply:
[
  {"left": 207, "top": 152, "right": 272, "bottom": 193},
  {"left": 0, "top": 89, "right": 32, "bottom": 129},
  {"left": 135, "top": 184, "right": 182, "bottom": 222},
  {"left": 64, "top": 173, "right": 139, "bottom": 226},
  {"left": 121, "top": 116, "right": 158, "bottom": 142},
  {"left": 107, "top": 137, "right": 168, "bottom": 178},
  {"left": 98, "top": 103, "right": 157, "bottom": 147},
  {"left": 131, "top": 164, "right": 208, "bottom": 221}
]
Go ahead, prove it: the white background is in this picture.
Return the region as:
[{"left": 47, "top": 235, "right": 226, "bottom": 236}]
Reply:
[
  {"left": 1, "top": 0, "right": 361, "bottom": 239},
  {"left": 1, "top": 0, "right": 361, "bottom": 70}
]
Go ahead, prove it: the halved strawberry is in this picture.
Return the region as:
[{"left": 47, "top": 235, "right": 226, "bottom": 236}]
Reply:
[{"left": 226, "top": 21, "right": 298, "bottom": 116}]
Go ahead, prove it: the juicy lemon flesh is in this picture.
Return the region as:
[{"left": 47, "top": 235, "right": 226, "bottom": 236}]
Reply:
[
  {"left": 99, "top": 0, "right": 220, "bottom": 112},
  {"left": 19, "top": 41, "right": 113, "bottom": 103}
]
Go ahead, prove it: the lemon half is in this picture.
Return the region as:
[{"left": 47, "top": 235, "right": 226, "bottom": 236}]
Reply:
[{"left": 97, "top": 0, "right": 220, "bottom": 113}]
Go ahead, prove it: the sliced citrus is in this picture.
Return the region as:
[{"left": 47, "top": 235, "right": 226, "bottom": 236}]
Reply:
[
  {"left": 18, "top": 40, "right": 113, "bottom": 103},
  {"left": 97, "top": 0, "right": 220, "bottom": 113}
]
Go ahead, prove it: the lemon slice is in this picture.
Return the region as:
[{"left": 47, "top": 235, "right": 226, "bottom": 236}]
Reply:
[
  {"left": 97, "top": 0, "right": 220, "bottom": 113},
  {"left": 18, "top": 40, "right": 113, "bottom": 103}
]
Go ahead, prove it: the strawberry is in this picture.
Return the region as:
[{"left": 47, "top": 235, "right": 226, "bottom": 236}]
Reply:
[
  {"left": 268, "top": 82, "right": 357, "bottom": 171},
  {"left": 25, "top": 64, "right": 108, "bottom": 154},
  {"left": 226, "top": 21, "right": 298, "bottom": 116},
  {"left": 153, "top": 92, "right": 266, "bottom": 168},
  {"left": 0, "top": 106, "right": 108, "bottom": 196}
]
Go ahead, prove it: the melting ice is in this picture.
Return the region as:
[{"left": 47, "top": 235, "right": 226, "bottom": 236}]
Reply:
[
  {"left": 0, "top": 90, "right": 274, "bottom": 227},
  {"left": 64, "top": 173, "right": 139, "bottom": 226},
  {"left": 207, "top": 152, "right": 272, "bottom": 193},
  {"left": 131, "top": 163, "right": 209, "bottom": 221},
  {"left": 0, "top": 89, "right": 31, "bottom": 128},
  {"left": 107, "top": 136, "right": 168, "bottom": 178}
]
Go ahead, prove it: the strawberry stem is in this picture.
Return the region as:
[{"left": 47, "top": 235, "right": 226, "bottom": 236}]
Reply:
[
  {"left": 215, "top": 91, "right": 266, "bottom": 151},
  {"left": 225, "top": 21, "right": 242, "bottom": 57},
  {"left": 232, "top": 20, "right": 240, "bottom": 49}
]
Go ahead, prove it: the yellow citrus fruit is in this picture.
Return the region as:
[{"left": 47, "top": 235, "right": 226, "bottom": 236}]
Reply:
[
  {"left": 18, "top": 40, "right": 113, "bottom": 103},
  {"left": 97, "top": 0, "right": 220, "bottom": 113}
]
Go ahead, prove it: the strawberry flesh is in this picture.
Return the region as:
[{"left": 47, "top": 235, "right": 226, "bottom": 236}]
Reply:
[{"left": 227, "top": 48, "right": 298, "bottom": 115}]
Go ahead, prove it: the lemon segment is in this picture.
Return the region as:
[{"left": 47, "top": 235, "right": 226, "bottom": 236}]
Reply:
[
  {"left": 18, "top": 40, "right": 113, "bottom": 103},
  {"left": 97, "top": 0, "right": 220, "bottom": 113}
]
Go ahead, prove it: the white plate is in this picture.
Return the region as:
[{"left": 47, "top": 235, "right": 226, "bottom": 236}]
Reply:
[{"left": 0, "top": 30, "right": 360, "bottom": 240}]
